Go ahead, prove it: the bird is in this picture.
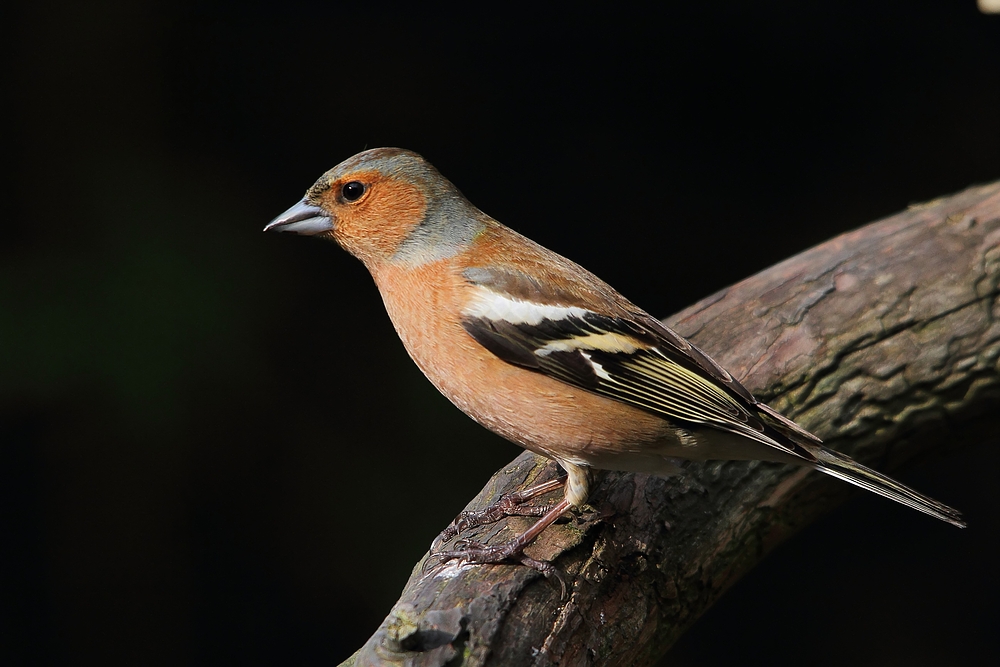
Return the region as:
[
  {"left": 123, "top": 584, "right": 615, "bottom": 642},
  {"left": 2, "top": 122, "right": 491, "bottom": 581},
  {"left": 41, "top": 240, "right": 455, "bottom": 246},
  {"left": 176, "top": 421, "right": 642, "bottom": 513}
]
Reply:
[{"left": 265, "top": 147, "right": 965, "bottom": 570}]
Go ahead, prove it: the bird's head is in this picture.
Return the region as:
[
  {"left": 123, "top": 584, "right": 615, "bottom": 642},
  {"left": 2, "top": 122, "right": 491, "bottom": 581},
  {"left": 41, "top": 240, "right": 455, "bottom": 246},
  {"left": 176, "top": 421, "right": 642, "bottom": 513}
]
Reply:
[{"left": 265, "top": 148, "right": 484, "bottom": 268}]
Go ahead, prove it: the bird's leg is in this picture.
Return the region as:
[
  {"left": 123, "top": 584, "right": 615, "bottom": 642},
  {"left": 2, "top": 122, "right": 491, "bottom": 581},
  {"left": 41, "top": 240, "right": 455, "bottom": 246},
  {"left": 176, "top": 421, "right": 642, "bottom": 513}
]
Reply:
[
  {"left": 431, "top": 476, "right": 566, "bottom": 549},
  {"left": 432, "top": 498, "right": 575, "bottom": 598},
  {"left": 427, "top": 465, "right": 592, "bottom": 597},
  {"left": 433, "top": 498, "right": 573, "bottom": 570}
]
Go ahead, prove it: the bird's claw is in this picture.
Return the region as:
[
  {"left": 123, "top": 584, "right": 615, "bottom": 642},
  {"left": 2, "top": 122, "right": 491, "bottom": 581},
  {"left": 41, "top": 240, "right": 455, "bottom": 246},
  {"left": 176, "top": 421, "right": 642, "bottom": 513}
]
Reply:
[
  {"left": 430, "top": 539, "right": 568, "bottom": 599},
  {"left": 433, "top": 493, "right": 556, "bottom": 548}
]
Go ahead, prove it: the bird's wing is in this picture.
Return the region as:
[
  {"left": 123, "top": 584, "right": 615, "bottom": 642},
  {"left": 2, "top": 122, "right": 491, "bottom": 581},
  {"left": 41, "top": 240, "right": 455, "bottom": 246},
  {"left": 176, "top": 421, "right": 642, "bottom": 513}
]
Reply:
[{"left": 460, "top": 267, "right": 821, "bottom": 459}]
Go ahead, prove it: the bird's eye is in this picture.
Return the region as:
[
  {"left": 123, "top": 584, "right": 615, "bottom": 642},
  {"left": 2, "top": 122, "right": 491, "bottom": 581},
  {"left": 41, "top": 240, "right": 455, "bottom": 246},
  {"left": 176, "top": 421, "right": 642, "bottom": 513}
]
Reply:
[{"left": 341, "top": 181, "right": 366, "bottom": 202}]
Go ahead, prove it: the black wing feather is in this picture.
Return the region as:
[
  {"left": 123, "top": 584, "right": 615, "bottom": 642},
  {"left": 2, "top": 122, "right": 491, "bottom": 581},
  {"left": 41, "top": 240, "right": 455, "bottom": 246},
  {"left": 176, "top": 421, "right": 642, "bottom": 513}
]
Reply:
[{"left": 462, "top": 308, "right": 817, "bottom": 459}]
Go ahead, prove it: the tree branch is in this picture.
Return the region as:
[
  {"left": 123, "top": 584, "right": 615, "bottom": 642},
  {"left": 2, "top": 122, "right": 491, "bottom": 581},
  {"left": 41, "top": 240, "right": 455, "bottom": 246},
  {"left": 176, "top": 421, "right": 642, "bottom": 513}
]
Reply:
[{"left": 341, "top": 181, "right": 1000, "bottom": 667}]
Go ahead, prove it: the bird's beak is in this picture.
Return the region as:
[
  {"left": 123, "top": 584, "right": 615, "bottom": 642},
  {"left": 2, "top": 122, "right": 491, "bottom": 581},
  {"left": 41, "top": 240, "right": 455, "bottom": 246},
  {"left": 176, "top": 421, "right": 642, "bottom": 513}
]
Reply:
[{"left": 264, "top": 199, "right": 333, "bottom": 235}]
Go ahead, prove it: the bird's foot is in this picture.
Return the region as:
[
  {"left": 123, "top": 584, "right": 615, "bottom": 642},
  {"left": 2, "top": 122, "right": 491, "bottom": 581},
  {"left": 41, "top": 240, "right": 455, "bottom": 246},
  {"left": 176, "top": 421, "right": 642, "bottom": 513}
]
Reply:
[
  {"left": 426, "top": 497, "right": 573, "bottom": 598},
  {"left": 432, "top": 538, "right": 567, "bottom": 598},
  {"left": 431, "top": 476, "right": 566, "bottom": 549}
]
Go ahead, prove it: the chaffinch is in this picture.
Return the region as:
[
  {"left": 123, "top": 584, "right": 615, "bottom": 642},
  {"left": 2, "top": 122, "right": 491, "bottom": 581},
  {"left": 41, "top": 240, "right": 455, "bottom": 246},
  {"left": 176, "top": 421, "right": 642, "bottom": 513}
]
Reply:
[{"left": 266, "top": 148, "right": 964, "bottom": 569}]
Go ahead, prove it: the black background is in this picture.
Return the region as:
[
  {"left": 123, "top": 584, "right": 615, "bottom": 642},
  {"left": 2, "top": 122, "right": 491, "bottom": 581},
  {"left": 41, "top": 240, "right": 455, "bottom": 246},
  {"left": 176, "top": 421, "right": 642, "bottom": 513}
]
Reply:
[{"left": 3, "top": 1, "right": 999, "bottom": 665}]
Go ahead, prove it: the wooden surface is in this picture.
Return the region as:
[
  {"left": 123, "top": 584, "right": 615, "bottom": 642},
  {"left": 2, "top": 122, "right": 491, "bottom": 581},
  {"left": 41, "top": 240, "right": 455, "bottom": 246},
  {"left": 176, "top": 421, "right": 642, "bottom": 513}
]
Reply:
[{"left": 342, "top": 181, "right": 1000, "bottom": 667}]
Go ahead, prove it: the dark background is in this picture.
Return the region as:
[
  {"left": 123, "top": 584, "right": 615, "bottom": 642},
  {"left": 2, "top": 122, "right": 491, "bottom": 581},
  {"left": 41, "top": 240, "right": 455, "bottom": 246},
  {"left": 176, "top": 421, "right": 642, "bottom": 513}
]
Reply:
[{"left": 3, "top": 1, "right": 999, "bottom": 665}]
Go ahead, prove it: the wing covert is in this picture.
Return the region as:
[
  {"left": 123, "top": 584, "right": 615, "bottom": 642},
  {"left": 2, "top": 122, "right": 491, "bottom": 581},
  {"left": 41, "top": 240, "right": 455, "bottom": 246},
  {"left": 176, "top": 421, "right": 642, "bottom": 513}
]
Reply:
[{"left": 461, "top": 298, "right": 803, "bottom": 453}]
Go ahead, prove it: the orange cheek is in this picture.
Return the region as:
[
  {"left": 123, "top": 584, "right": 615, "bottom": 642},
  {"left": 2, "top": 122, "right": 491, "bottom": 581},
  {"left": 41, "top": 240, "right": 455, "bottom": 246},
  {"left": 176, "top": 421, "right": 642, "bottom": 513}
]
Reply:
[{"left": 330, "top": 179, "right": 427, "bottom": 263}]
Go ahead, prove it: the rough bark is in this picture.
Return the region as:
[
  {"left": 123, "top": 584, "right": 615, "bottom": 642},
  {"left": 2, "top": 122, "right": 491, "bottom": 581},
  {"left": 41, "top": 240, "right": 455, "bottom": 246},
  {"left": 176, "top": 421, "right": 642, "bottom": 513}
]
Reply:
[{"left": 341, "top": 181, "right": 1000, "bottom": 667}]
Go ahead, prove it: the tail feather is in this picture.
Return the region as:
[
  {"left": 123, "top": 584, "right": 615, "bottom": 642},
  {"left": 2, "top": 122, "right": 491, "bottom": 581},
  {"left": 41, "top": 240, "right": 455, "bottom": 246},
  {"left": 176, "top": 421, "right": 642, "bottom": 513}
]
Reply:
[{"left": 809, "top": 446, "right": 966, "bottom": 528}]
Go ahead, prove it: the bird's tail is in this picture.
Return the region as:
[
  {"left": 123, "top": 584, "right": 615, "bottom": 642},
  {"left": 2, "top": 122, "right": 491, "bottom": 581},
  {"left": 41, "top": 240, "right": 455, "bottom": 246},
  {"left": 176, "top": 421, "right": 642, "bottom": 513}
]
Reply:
[{"left": 807, "top": 445, "right": 966, "bottom": 528}]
